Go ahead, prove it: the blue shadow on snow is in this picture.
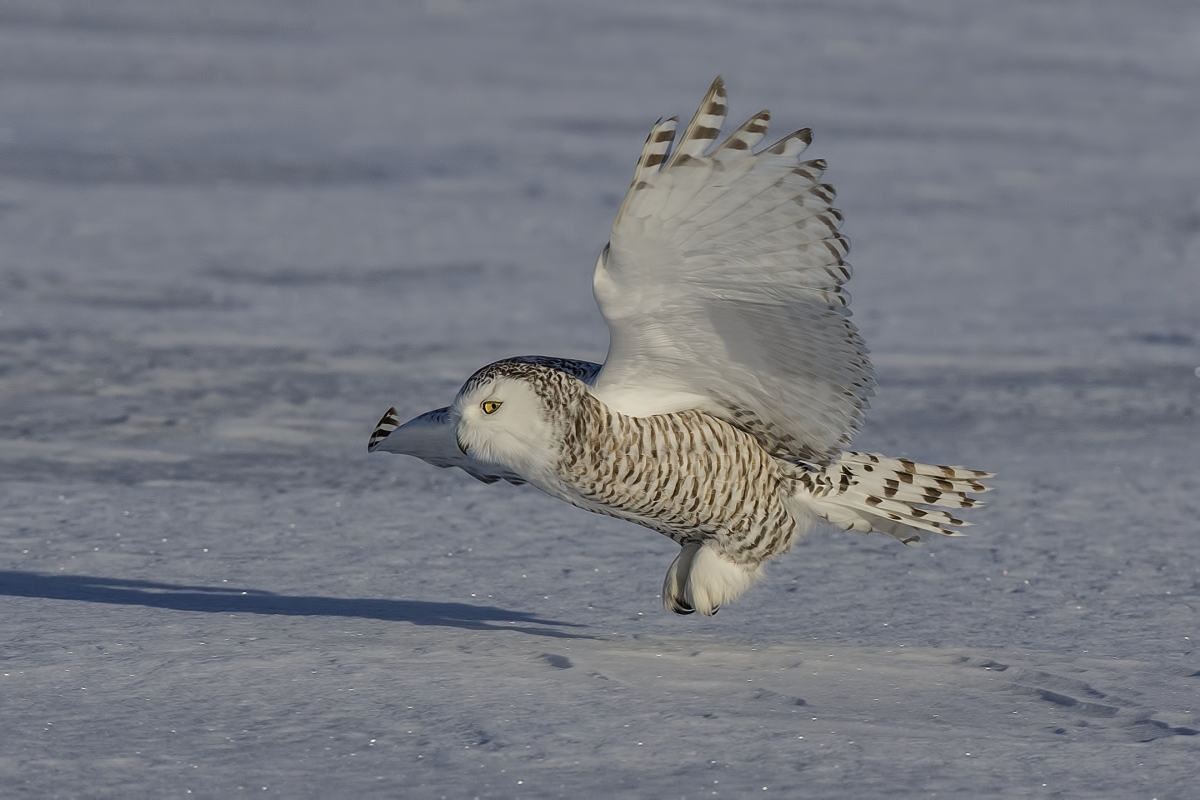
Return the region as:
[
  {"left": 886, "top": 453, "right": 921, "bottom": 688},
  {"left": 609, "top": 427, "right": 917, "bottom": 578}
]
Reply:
[{"left": 0, "top": 570, "right": 591, "bottom": 639}]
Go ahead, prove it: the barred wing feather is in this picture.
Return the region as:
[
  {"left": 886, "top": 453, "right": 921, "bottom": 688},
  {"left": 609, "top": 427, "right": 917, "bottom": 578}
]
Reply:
[{"left": 591, "top": 77, "right": 874, "bottom": 465}]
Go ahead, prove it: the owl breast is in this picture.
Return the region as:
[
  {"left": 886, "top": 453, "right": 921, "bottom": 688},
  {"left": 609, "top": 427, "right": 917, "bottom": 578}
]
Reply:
[{"left": 550, "top": 395, "right": 800, "bottom": 564}]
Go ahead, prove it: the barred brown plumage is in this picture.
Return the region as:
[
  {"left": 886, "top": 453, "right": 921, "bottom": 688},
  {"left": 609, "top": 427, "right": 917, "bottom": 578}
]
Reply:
[{"left": 557, "top": 396, "right": 798, "bottom": 563}]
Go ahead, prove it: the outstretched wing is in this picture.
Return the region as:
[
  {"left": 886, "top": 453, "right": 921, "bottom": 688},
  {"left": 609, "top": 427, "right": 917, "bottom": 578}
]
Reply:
[{"left": 590, "top": 77, "right": 874, "bottom": 465}]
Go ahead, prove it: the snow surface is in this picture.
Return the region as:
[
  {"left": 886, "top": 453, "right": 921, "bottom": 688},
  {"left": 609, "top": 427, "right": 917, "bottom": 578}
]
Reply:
[{"left": 1, "top": 0, "right": 1198, "bottom": 796}]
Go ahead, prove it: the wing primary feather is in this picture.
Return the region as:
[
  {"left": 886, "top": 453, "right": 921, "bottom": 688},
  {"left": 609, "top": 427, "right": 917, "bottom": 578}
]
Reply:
[
  {"left": 664, "top": 76, "right": 727, "bottom": 168},
  {"left": 712, "top": 110, "right": 771, "bottom": 156},
  {"left": 615, "top": 116, "right": 678, "bottom": 223},
  {"left": 765, "top": 128, "right": 813, "bottom": 154}
]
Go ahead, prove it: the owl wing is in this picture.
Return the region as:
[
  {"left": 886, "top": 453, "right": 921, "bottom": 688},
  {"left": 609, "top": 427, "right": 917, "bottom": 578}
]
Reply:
[{"left": 589, "top": 77, "right": 874, "bottom": 465}]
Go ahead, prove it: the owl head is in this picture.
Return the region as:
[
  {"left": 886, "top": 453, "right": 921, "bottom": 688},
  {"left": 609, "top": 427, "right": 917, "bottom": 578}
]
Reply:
[{"left": 452, "top": 359, "right": 585, "bottom": 480}]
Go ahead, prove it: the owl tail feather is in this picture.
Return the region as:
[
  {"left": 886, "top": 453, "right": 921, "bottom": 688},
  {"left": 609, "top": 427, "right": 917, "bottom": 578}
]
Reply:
[
  {"left": 663, "top": 540, "right": 764, "bottom": 616},
  {"left": 800, "top": 451, "right": 994, "bottom": 546}
]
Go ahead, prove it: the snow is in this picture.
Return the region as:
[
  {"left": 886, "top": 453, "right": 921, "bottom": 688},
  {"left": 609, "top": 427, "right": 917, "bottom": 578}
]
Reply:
[{"left": 1, "top": 0, "right": 1198, "bottom": 796}]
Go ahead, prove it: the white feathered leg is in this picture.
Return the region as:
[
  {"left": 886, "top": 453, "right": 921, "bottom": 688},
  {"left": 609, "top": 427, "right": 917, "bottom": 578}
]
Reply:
[{"left": 663, "top": 540, "right": 763, "bottom": 616}]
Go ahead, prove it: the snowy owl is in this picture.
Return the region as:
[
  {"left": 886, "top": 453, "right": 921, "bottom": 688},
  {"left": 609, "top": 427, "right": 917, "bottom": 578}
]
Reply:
[{"left": 369, "top": 78, "right": 991, "bottom": 616}]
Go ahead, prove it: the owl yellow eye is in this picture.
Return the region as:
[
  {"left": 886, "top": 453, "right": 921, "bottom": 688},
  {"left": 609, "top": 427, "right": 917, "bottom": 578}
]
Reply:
[{"left": 481, "top": 400, "right": 502, "bottom": 415}]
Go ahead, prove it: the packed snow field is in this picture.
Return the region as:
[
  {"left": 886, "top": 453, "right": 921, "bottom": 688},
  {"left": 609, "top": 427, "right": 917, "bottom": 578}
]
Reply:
[{"left": 1, "top": 0, "right": 1198, "bottom": 796}]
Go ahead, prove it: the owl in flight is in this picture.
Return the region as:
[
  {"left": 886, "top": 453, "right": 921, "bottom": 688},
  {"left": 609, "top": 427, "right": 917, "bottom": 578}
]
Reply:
[{"left": 370, "top": 78, "right": 991, "bottom": 616}]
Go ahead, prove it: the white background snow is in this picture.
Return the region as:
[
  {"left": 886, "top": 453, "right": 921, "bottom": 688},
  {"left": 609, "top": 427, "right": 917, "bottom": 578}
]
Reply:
[{"left": 1, "top": 0, "right": 1198, "bottom": 796}]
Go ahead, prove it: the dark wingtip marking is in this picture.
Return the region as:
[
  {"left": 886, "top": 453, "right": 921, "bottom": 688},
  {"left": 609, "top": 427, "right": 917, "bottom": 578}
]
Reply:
[
  {"left": 368, "top": 407, "right": 401, "bottom": 451},
  {"left": 766, "top": 128, "right": 812, "bottom": 155}
]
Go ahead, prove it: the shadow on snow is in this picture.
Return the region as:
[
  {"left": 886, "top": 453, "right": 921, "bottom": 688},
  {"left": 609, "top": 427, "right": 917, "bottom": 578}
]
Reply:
[{"left": 0, "top": 570, "right": 591, "bottom": 639}]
